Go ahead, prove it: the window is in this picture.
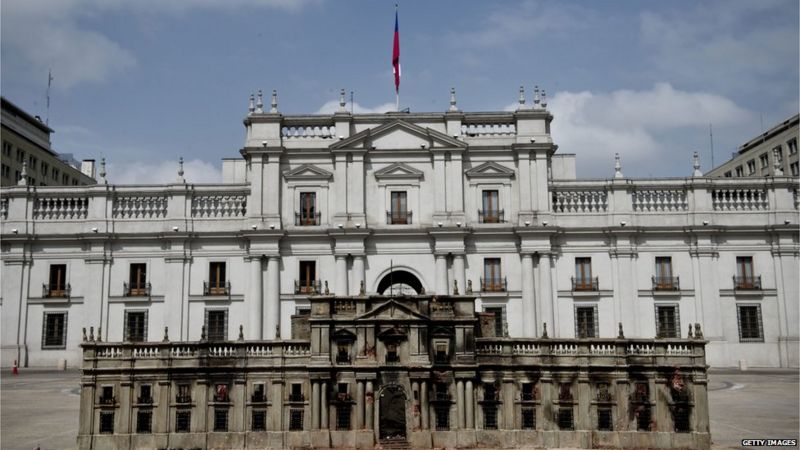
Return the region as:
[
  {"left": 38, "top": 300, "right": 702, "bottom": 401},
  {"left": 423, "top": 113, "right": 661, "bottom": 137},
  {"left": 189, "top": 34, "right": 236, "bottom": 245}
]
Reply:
[
  {"left": 482, "top": 258, "right": 504, "bottom": 292},
  {"left": 252, "top": 410, "right": 267, "bottom": 431},
  {"left": 484, "top": 306, "right": 505, "bottom": 337},
  {"left": 28, "top": 155, "right": 37, "bottom": 170},
  {"left": 175, "top": 410, "right": 191, "bottom": 432},
  {"left": 655, "top": 305, "right": 680, "bottom": 338},
  {"left": 214, "top": 408, "right": 228, "bottom": 431},
  {"left": 47, "top": 264, "right": 68, "bottom": 297},
  {"left": 336, "top": 403, "right": 352, "bottom": 430},
  {"left": 734, "top": 256, "right": 759, "bottom": 289},
  {"left": 573, "top": 257, "right": 595, "bottom": 291},
  {"left": 1, "top": 141, "right": 11, "bottom": 157},
  {"left": 521, "top": 407, "right": 535, "bottom": 429},
  {"left": 389, "top": 191, "right": 409, "bottom": 224},
  {"left": 480, "top": 190, "right": 501, "bottom": 223},
  {"left": 336, "top": 344, "right": 350, "bottom": 363},
  {"left": 127, "top": 263, "right": 148, "bottom": 296},
  {"left": 633, "top": 382, "right": 651, "bottom": 430},
  {"left": 124, "top": 310, "right": 148, "bottom": 342},
  {"left": 99, "top": 411, "right": 114, "bottom": 434},
  {"left": 41, "top": 162, "right": 48, "bottom": 176},
  {"left": 653, "top": 256, "right": 677, "bottom": 290},
  {"left": 575, "top": 306, "right": 598, "bottom": 338},
  {"left": 760, "top": 153, "right": 770, "bottom": 169},
  {"left": 788, "top": 138, "right": 798, "bottom": 155},
  {"left": 1, "top": 164, "right": 9, "bottom": 178},
  {"left": 483, "top": 404, "right": 498, "bottom": 429},
  {"left": 735, "top": 166, "right": 744, "bottom": 177},
  {"left": 252, "top": 383, "right": 266, "bottom": 402},
  {"left": 214, "top": 383, "right": 229, "bottom": 402},
  {"left": 434, "top": 404, "right": 450, "bottom": 430},
  {"left": 297, "top": 261, "right": 317, "bottom": 294},
  {"left": 176, "top": 384, "right": 191, "bottom": 403},
  {"left": 62, "top": 174, "right": 69, "bottom": 184},
  {"left": 774, "top": 146, "right": 784, "bottom": 163},
  {"left": 791, "top": 162, "right": 799, "bottom": 176},
  {"left": 737, "top": 305, "right": 764, "bottom": 342},
  {"left": 298, "top": 192, "right": 317, "bottom": 225},
  {"left": 558, "top": 408, "right": 574, "bottom": 430},
  {"left": 42, "top": 312, "right": 67, "bottom": 349},
  {"left": 16, "top": 148, "right": 24, "bottom": 162},
  {"left": 136, "top": 410, "right": 152, "bottom": 433},
  {"left": 207, "top": 262, "right": 227, "bottom": 295},
  {"left": 597, "top": 407, "right": 612, "bottom": 431},
  {"left": 746, "top": 159, "right": 756, "bottom": 175},
  {"left": 52, "top": 168, "right": 59, "bottom": 180},
  {"left": 290, "top": 383, "right": 304, "bottom": 402},
  {"left": 138, "top": 384, "right": 153, "bottom": 404},
  {"left": 723, "top": 171, "right": 732, "bottom": 177},
  {"left": 289, "top": 409, "right": 304, "bottom": 430},
  {"left": 386, "top": 343, "right": 399, "bottom": 363},
  {"left": 205, "top": 309, "right": 227, "bottom": 341},
  {"left": 434, "top": 342, "right": 448, "bottom": 363},
  {"left": 100, "top": 386, "right": 115, "bottom": 404}
]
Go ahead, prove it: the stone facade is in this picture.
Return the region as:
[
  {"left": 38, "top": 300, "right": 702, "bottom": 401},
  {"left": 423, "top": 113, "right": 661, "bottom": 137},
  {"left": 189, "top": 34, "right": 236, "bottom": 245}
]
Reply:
[
  {"left": 77, "top": 293, "right": 710, "bottom": 450},
  {"left": 1, "top": 88, "right": 798, "bottom": 372}
]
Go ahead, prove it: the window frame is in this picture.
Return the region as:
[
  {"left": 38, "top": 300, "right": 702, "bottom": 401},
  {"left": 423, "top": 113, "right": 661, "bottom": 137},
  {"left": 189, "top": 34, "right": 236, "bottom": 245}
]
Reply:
[
  {"left": 299, "top": 191, "right": 317, "bottom": 225},
  {"left": 124, "top": 310, "right": 148, "bottom": 342},
  {"left": 389, "top": 190, "right": 409, "bottom": 224},
  {"left": 483, "top": 306, "right": 506, "bottom": 337},
  {"left": 298, "top": 260, "right": 317, "bottom": 293},
  {"left": 205, "top": 308, "right": 228, "bottom": 341},
  {"left": 128, "top": 263, "right": 148, "bottom": 295},
  {"left": 175, "top": 410, "right": 191, "bottom": 433},
  {"left": 482, "top": 258, "right": 504, "bottom": 291},
  {"left": 574, "top": 305, "right": 599, "bottom": 338},
  {"left": 655, "top": 304, "right": 680, "bottom": 339},
  {"left": 737, "top": 304, "right": 764, "bottom": 342},
  {"left": 42, "top": 311, "right": 68, "bottom": 349},
  {"left": 47, "top": 263, "right": 68, "bottom": 297},
  {"left": 481, "top": 189, "right": 501, "bottom": 223},
  {"left": 208, "top": 261, "right": 227, "bottom": 294}
]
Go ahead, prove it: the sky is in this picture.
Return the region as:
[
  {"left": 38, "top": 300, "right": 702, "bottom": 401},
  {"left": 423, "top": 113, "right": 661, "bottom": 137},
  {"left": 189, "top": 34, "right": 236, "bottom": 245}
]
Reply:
[{"left": 2, "top": 0, "right": 798, "bottom": 183}]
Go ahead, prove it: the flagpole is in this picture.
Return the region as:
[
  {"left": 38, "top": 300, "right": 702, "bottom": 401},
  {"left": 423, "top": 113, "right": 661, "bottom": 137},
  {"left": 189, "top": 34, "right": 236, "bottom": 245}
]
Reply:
[{"left": 396, "top": 91, "right": 399, "bottom": 112}]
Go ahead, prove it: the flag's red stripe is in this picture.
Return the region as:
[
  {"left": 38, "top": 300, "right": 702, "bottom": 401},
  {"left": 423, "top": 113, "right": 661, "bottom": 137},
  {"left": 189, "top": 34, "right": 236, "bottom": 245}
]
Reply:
[{"left": 392, "top": 11, "right": 400, "bottom": 92}]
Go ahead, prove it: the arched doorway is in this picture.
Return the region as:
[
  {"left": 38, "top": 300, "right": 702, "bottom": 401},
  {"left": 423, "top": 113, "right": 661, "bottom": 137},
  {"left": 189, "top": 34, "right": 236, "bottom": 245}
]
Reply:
[
  {"left": 377, "top": 270, "right": 424, "bottom": 295},
  {"left": 379, "top": 385, "right": 407, "bottom": 440}
]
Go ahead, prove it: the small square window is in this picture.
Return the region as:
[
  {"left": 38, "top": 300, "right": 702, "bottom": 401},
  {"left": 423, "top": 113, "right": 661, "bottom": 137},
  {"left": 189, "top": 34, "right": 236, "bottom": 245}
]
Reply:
[
  {"left": 175, "top": 410, "right": 191, "bottom": 432},
  {"left": 290, "top": 383, "right": 304, "bottom": 402},
  {"left": 136, "top": 410, "right": 152, "bottom": 434},
  {"left": 99, "top": 386, "right": 115, "bottom": 404},
  {"left": 99, "top": 411, "right": 114, "bottom": 434},
  {"left": 252, "top": 410, "right": 267, "bottom": 431},
  {"left": 214, "top": 383, "right": 229, "bottom": 402}
]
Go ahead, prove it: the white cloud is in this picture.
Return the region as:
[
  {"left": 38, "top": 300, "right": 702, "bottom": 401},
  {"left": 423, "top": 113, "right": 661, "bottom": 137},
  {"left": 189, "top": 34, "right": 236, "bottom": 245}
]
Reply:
[
  {"left": 107, "top": 158, "right": 222, "bottom": 185},
  {"left": 507, "top": 83, "right": 753, "bottom": 177},
  {"left": 315, "top": 100, "right": 396, "bottom": 115},
  {"left": 1, "top": 0, "right": 317, "bottom": 89}
]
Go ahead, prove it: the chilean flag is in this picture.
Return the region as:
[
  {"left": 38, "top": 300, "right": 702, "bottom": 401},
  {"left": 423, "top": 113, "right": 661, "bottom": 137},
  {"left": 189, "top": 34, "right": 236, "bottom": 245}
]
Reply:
[{"left": 392, "top": 9, "right": 400, "bottom": 93}]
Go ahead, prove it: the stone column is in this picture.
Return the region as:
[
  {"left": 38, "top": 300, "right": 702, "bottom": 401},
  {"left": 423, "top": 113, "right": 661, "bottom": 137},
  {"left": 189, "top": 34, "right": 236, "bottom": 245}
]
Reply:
[
  {"left": 264, "top": 152, "right": 282, "bottom": 219},
  {"left": 420, "top": 381, "right": 429, "bottom": 429},
  {"left": 521, "top": 253, "right": 535, "bottom": 337},
  {"left": 335, "top": 255, "right": 348, "bottom": 296},
  {"left": 265, "top": 256, "right": 281, "bottom": 339},
  {"left": 248, "top": 256, "right": 264, "bottom": 339},
  {"left": 350, "top": 153, "right": 365, "bottom": 218},
  {"left": 321, "top": 381, "right": 329, "bottom": 429},
  {"left": 435, "top": 254, "right": 448, "bottom": 295},
  {"left": 334, "top": 153, "right": 348, "bottom": 216},
  {"left": 352, "top": 255, "right": 365, "bottom": 295},
  {"left": 312, "top": 381, "right": 321, "bottom": 429},
  {"left": 356, "top": 381, "right": 365, "bottom": 429},
  {"left": 456, "top": 380, "right": 465, "bottom": 429},
  {"left": 449, "top": 151, "right": 464, "bottom": 212},
  {"left": 365, "top": 381, "right": 374, "bottom": 430},
  {"left": 270, "top": 381, "right": 283, "bottom": 431},
  {"left": 538, "top": 253, "right": 555, "bottom": 337},
  {"left": 433, "top": 153, "right": 447, "bottom": 214},
  {"left": 411, "top": 381, "right": 420, "bottom": 429},
  {"left": 465, "top": 380, "right": 474, "bottom": 428},
  {"left": 453, "top": 254, "right": 466, "bottom": 295}
]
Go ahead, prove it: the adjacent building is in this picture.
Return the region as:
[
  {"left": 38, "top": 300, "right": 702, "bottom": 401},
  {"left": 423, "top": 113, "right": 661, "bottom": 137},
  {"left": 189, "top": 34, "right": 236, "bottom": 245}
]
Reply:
[
  {"left": 707, "top": 114, "right": 799, "bottom": 178},
  {"left": 1, "top": 88, "right": 798, "bottom": 374},
  {"left": 1, "top": 96, "right": 96, "bottom": 187}
]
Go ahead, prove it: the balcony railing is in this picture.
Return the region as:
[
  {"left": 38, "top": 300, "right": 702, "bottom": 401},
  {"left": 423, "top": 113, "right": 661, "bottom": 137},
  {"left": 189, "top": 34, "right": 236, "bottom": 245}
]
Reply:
[
  {"left": 294, "top": 212, "right": 321, "bottom": 226},
  {"left": 204, "top": 281, "right": 230, "bottom": 296},
  {"left": 43, "top": 283, "right": 71, "bottom": 298},
  {"left": 175, "top": 395, "right": 192, "bottom": 404},
  {"left": 251, "top": 392, "right": 267, "bottom": 403},
  {"left": 386, "top": 210, "right": 412, "bottom": 224},
  {"left": 98, "top": 396, "right": 116, "bottom": 405},
  {"left": 336, "top": 353, "right": 351, "bottom": 364},
  {"left": 433, "top": 391, "right": 452, "bottom": 402},
  {"left": 571, "top": 277, "right": 599, "bottom": 292},
  {"left": 652, "top": 276, "right": 680, "bottom": 291},
  {"left": 294, "top": 280, "right": 321, "bottom": 294},
  {"left": 288, "top": 393, "right": 305, "bottom": 402},
  {"left": 478, "top": 209, "right": 505, "bottom": 223},
  {"left": 480, "top": 277, "right": 507, "bottom": 292},
  {"left": 733, "top": 276, "right": 762, "bottom": 290},
  {"left": 137, "top": 396, "right": 153, "bottom": 404},
  {"left": 124, "top": 282, "right": 151, "bottom": 297}
]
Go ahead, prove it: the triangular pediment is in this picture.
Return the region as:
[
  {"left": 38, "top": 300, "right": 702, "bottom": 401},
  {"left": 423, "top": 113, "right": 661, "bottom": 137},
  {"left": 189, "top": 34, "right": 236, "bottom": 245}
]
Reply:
[
  {"left": 330, "top": 120, "right": 466, "bottom": 151},
  {"left": 374, "top": 162, "right": 425, "bottom": 181},
  {"left": 465, "top": 161, "right": 515, "bottom": 179},
  {"left": 283, "top": 164, "right": 333, "bottom": 181},
  {"left": 356, "top": 299, "right": 428, "bottom": 321},
  {"left": 332, "top": 328, "right": 357, "bottom": 341}
]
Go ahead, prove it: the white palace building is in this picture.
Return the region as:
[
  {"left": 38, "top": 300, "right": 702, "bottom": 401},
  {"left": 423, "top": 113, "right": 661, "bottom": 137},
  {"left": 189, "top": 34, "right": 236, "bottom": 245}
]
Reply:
[{"left": 1, "top": 88, "right": 798, "bottom": 369}]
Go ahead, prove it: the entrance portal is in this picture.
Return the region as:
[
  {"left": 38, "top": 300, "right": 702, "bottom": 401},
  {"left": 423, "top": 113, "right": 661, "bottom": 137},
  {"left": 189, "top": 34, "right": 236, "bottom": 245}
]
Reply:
[
  {"left": 377, "top": 270, "right": 424, "bottom": 295},
  {"left": 379, "top": 385, "right": 407, "bottom": 440}
]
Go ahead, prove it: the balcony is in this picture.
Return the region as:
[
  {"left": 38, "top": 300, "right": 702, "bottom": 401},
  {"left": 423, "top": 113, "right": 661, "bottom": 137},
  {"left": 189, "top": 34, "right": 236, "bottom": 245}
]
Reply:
[
  {"left": 124, "top": 282, "right": 151, "bottom": 297},
  {"left": 386, "top": 210, "right": 412, "bottom": 225},
  {"left": 432, "top": 391, "right": 452, "bottom": 402},
  {"left": 294, "top": 280, "right": 321, "bottom": 295},
  {"left": 251, "top": 392, "right": 267, "bottom": 403},
  {"left": 571, "top": 277, "right": 599, "bottom": 292},
  {"left": 294, "top": 212, "right": 320, "bottom": 226},
  {"left": 480, "top": 277, "right": 507, "bottom": 292},
  {"left": 733, "top": 276, "right": 761, "bottom": 290},
  {"left": 43, "top": 283, "right": 71, "bottom": 298},
  {"left": 204, "top": 281, "right": 230, "bottom": 296},
  {"left": 336, "top": 353, "right": 351, "bottom": 364},
  {"left": 478, "top": 209, "right": 505, "bottom": 224},
  {"left": 98, "top": 396, "right": 116, "bottom": 405},
  {"left": 652, "top": 276, "right": 680, "bottom": 291},
  {"left": 288, "top": 393, "right": 305, "bottom": 402},
  {"left": 137, "top": 396, "right": 153, "bottom": 404},
  {"left": 175, "top": 395, "right": 192, "bottom": 404}
]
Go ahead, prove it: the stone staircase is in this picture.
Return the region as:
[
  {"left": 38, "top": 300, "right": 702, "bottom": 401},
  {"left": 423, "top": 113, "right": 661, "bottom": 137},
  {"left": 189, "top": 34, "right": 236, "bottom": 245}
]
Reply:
[{"left": 379, "top": 437, "right": 410, "bottom": 449}]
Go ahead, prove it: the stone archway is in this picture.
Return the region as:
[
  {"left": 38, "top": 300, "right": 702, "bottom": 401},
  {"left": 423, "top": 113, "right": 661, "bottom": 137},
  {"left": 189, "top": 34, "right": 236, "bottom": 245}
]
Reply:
[
  {"left": 379, "top": 385, "right": 407, "bottom": 440},
  {"left": 377, "top": 270, "right": 424, "bottom": 295}
]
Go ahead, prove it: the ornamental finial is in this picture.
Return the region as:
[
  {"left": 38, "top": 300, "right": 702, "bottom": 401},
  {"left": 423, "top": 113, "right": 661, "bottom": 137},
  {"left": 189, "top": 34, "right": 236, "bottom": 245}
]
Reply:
[
  {"left": 270, "top": 90, "right": 278, "bottom": 113},
  {"left": 541, "top": 89, "right": 548, "bottom": 108},
  {"left": 618, "top": 322, "right": 625, "bottom": 339},
  {"left": 99, "top": 158, "right": 107, "bottom": 184},
  {"left": 255, "top": 89, "right": 264, "bottom": 114},
  {"left": 541, "top": 322, "right": 548, "bottom": 338},
  {"left": 614, "top": 153, "right": 623, "bottom": 179},
  {"left": 163, "top": 326, "right": 169, "bottom": 342},
  {"left": 177, "top": 157, "right": 185, "bottom": 183},
  {"left": 18, "top": 161, "right": 27, "bottom": 186},
  {"left": 518, "top": 85, "right": 525, "bottom": 108},
  {"left": 533, "top": 85, "right": 541, "bottom": 107},
  {"left": 449, "top": 87, "right": 458, "bottom": 112},
  {"left": 773, "top": 148, "right": 784, "bottom": 175},
  {"left": 248, "top": 93, "right": 255, "bottom": 115},
  {"left": 238, "top": 324, "right": 244, "bottom": 341},
  {"left": 692, "top": 151, "right": 703, "bottom": 177},
  {"left": 339, "top": 89, "right": 347, "bottom": 112}
]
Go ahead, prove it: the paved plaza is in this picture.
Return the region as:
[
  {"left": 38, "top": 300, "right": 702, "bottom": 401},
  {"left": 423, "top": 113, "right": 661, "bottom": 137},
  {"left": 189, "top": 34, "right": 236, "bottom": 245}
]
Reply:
[{"left": 0, "top": 368, "right": 797, "bottom": 450}]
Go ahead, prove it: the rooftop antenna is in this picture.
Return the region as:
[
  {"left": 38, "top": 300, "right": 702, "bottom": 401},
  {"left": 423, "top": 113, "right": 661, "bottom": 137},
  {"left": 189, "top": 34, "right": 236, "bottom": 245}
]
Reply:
[
  {"left": 46, "top": 69, "right": 53, "bottom": 125},
  {"left": 709, "top": 123, "right": 715, "bottom": 169},
  {"left": 350, "top": 91, "right": 354, "bottom": 114}
]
